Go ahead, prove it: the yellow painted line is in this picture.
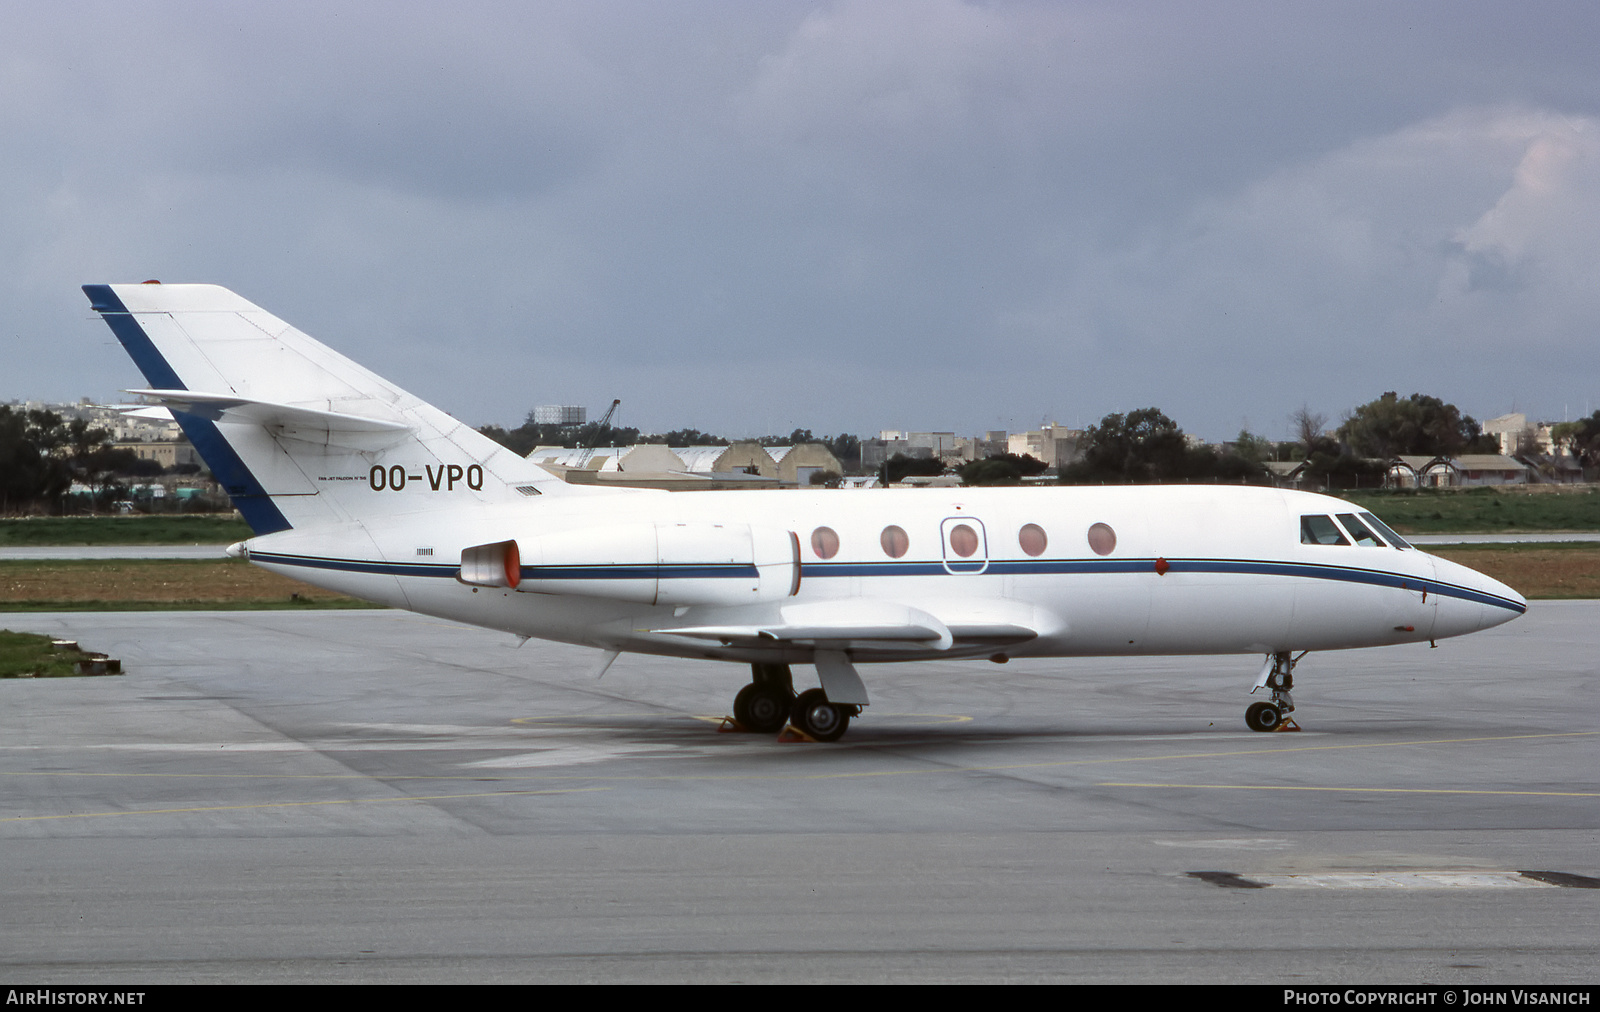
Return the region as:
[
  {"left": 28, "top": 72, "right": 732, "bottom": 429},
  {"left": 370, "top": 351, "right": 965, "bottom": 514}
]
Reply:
[
  {"left": 1100, "top": 783, "right": 1600, "bottom": 798},
  {"left": 510, "top": 713, "right": 674, "bottom": 725},
  {"left": 0, "top": 786, "right": 610, "bottom": 823}
]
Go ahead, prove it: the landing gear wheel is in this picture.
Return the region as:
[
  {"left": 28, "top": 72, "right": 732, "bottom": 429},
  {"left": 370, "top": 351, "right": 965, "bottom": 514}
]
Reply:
[
  {"left": 790, "top": 688, "right": 850, "bottom": 742},
  {"left": 733, "top": 683, "right": 790, "bottom": 733},
  {"left": 1245, "top": 700, "right": 1282, "bottom": 732}
]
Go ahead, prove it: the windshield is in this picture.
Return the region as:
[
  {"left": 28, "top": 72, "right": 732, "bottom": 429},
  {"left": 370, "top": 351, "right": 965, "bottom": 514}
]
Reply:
[
  {"left": 1336, "top": 513, "right": 1386, "bottom": 548},
  {"left": 1359, "top": 511, "right": 1411, "bottom": 549}
]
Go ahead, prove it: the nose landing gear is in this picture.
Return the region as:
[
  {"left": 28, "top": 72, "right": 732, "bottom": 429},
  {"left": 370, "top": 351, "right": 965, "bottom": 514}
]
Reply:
[{"left": 1247, "top": 651, "right": 1304, "bottom": 732}]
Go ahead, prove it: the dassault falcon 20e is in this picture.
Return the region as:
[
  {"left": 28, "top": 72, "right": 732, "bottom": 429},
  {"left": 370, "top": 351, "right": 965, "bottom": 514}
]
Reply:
[{"left": 85, "top": 282, "right": 1525, "bottom": 741}]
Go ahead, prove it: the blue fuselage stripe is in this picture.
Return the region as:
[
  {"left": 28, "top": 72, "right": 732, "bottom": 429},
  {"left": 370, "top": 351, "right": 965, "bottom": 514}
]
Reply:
[{"left": 246, "top": 552, "right": 1525, "bottom": 614}]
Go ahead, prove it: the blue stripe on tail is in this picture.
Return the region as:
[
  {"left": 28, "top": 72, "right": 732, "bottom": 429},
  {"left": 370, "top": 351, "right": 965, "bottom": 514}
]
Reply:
[{"left": 83, "top": 284, "right": 293, "bottom": 535}]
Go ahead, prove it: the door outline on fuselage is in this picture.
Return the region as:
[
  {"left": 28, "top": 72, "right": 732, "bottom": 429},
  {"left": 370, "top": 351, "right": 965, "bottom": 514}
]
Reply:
[{"left": 940, "top": 516, "right": 989, "bottom": 575}]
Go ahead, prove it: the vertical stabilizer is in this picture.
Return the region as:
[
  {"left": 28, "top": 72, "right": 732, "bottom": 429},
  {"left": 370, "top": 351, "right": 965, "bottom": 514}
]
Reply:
[{"left": 84, "top": 283, "right": 583, "bottom": 534}]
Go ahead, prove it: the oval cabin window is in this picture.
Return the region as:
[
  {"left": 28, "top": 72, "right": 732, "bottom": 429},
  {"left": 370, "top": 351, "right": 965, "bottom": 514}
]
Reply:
[
  {"left": 1087, "top": 522, "right": 1116, "bottom": 556},
  {"left": 1018, "top": 524, "right": 1047, "bottom": 557},
  {"left": 880, "top": 525, "right": 909, "bottom": 559},
  {"left": 948, "top": 523, "right": 979, "bottom": 558},
  {"left": 811, "top": 526, "right": 840, "bottom": 560}
]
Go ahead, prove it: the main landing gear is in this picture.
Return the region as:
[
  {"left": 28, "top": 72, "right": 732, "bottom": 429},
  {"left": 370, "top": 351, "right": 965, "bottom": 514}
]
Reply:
[
  {"left": 731, "top": 663, "right": 794, "bottom": 734},
  {"left": 1246, "top": 650, "right": 1304, "bottom": 732},
  {"left": 728, "top": 661, "right": 864, "bottom": 742},
  {"left": 789, "top": 687, "right": 859, "bottom": 742}
]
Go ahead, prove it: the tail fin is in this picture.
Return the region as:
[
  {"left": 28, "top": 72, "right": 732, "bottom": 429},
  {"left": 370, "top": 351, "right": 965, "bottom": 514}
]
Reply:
[{"left": 84, "top": 283, "right": 579, "bottom": 534}]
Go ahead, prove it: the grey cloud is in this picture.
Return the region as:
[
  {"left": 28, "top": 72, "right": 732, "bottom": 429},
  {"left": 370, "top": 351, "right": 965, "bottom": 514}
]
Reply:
[{"left": 5, "top": 2, "right": 1600, "bottom": 438}]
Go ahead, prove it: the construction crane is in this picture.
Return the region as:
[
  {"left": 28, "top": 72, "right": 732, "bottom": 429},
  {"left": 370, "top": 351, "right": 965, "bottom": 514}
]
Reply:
[{"left": 574, "top": 399, "right": 621, "bottom": 469}]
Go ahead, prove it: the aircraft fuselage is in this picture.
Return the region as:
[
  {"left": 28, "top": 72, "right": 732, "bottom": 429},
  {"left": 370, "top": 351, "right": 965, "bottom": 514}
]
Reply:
[{"left": 241, "top": 483, "right": 1522, "bottom": 666}]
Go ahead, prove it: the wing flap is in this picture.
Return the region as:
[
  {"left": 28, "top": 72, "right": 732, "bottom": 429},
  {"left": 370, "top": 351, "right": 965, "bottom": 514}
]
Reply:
[
  {"left": 653, "top": 598, "right": 1046, "bottom": 653},
  {"left": 662, "top": 623, "right": 945, "bottom": 644},
  {"left": 657, "top": 599, "right": 954, "bottom": 650}
]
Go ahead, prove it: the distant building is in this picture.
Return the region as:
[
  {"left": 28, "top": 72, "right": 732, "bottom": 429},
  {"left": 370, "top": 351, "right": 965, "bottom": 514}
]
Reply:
[
  {"left": 1007, "top": 423, "right": 1083, "bottom": 470},
  {"left": 524, "top": 441, "right": 839, "bottom": 489},
  {"left": 860, "top": 428, "right": 1014, "bottom": 473},
  {"left": 1388, "top": 454, "right": 1531, "bottom": 488},
  {"left": 1484, "top": 413, "right": 1562, "bottom": 456},
  {"left": 1483, "top": 413, "right": 1531, "bottom": 456},
  {"left": 1517, "top": 453, "right": 1585, "bottom": 484},
  {"left": 766, "top": 444, "right": 844, "bottom": 485},
  {"left": 113, "top": 440, "right": 199, "bottom": 469},
  {"left": 1264, "top": 460, "right": 1310, "bottom": 487},
  {"left": 1387, "top": 456, "right": 1441, "bottom": 488},
  {"left": 1452, "top": 455, "right": 1532, "bottom": 486},
  {"left": 860, "top": 436, "right": 917, "bottom": 471},
  {"left": 532, "top": 405, "right": 586, "bottom": 426}
]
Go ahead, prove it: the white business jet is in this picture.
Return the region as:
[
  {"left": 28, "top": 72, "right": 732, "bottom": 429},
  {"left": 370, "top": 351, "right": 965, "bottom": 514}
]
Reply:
[{"left": 85, "top": 283, "right": 1525, "bottom": 740}]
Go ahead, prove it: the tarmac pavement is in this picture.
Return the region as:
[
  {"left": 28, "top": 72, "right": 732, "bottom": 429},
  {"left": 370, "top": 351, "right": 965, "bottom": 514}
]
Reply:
[{"left": 0, "top": 605, "right": 1594, "bottom": 983}]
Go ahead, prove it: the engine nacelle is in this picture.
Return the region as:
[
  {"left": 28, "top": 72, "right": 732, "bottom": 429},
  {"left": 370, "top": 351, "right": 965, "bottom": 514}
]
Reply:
[{"left": 458, "top": 523, "right": 800, "bottom": 607}]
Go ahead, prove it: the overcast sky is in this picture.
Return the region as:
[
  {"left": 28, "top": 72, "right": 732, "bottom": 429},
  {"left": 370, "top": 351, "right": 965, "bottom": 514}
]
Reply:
[{"left": 5, "top": 1, "right": 1599, "bottom": 442}]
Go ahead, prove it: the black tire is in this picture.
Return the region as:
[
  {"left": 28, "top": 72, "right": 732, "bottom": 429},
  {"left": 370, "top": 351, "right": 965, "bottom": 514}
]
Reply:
[
  {"left": 1245, "top": 700, "right": 1281, "bottom": 732},
  {"left": 734, "top": 683, "right": 789, "bottom": 733},
  {"left": 791, "top": 688, "right": 849, "bottom": 742}
]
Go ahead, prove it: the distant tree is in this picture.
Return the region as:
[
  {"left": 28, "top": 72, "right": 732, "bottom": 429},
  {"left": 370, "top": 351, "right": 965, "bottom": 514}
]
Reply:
[
  {"left": 1338, "top": 392, "right": 1497, "bottom": 458},
  {"left": 1232, "top": 430, "right": 1275, "bottom": 465},
  {"left": 1059, "top": 408, "right": 1189, "bottom": 483},
  {"left": 1057, "top": 409, "right": 1269, "bottom": 485},
  {"left": 0, "top": 407, "right": 74, "bottom": 512},
  {"left": 807, "top": 470, "right": 842, "bottom": 488},
  {"left": 0, "top": 407, "right": 142, "bottom": 513},
  {"left": 1553, "top": 411, "right": 1600, "bottom": 473},
  {"left": 653, "top": 428, "right": 727, "bottom": 446},
  {"left": 958, "top": 453, "right": 1048, "bottom": 486},
  {"left": 1058, "top": 408, "right": 1231, "bottom": 483},
  {"left": 479, "top": 418, "right": 642, "bottom": 455},
  {"left": 1293, "top": 406, "right": 1328, "bottom": 451},
  {"left": 122, "top": 457, "right": 166, "bottom": 478},
  {"left": 759, "top": 428, "right": 815, "bottom": 447},
  {"left": 1293, "top": 414, "right": 1386, "bottom": 489},
  {"left": 822, "top": 433, "right": 861, "bottom": 473},
  {"left": 882, "top": 454, "right": 945, "bottom": 484}
]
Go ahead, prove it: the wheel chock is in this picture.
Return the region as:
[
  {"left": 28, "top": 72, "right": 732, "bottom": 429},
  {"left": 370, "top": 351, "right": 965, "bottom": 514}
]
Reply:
[
  {"left": 718, "top": 716, "right": 747, "bottom": 733},
  {"left": 1271, "top": 717, "right": 1302, "bottom": 732},
  {"left": 776, "top": 723, "right": 818, "bottom": 744}
]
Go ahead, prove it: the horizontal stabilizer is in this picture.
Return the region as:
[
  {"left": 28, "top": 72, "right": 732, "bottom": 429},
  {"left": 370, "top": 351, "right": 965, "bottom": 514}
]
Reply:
[{"left": 128, "top": 389, "right": 414, "bottom": 450}]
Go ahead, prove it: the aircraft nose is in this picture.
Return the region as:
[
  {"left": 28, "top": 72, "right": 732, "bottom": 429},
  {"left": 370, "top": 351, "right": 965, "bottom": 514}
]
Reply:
[{"left": 1431, "top": 555, "right": 1526, "bottom": 637}]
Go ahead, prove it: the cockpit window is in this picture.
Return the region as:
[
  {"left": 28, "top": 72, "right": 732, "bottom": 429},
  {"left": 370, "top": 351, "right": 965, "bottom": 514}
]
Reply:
[
  {"left": 1300, "top": 515, "right": 1349, "bottom": 546},
  {"left": 1335, "top": 513, "right": 1386, "bottom": 548},
  {"left": 1359, "top": 511, "right": 1411, "bottom": 549}
]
